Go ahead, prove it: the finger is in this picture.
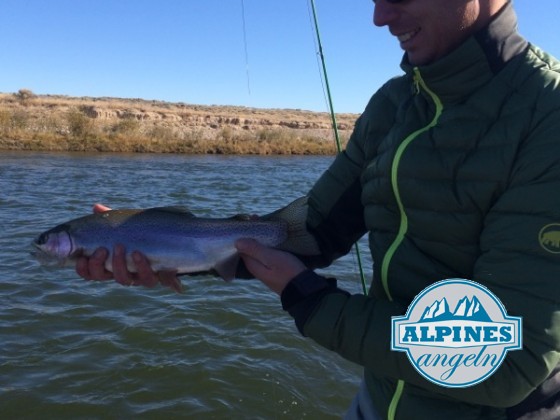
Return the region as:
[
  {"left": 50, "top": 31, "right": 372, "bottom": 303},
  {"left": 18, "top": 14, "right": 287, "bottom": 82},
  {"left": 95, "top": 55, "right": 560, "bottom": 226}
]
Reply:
[
  {"left": 85, "top": 248, "right": 113, "bottom": 280},
  {"left": 235, "top": 238, "right": 271, "bottom": 268},
  {"left": 236, "top": 240, "right": 279, "bottom": 281},
  {"left": 93, "top": 203, "right": 112, "bottom": 214},
  {"left": 240, "top": 254, "right": 273, "bottom": 279},
  {"left": 236, "top": 238, "right": 306, "bottom": 295},
  {"left": 112, "top": 244, "right": 133, "bottom": 285},
  {"left": 132, "top": 251, "right": 159, "bottom": 288},
  {"left": 76, "top": 256, "right": 91, "bottom": 279}
]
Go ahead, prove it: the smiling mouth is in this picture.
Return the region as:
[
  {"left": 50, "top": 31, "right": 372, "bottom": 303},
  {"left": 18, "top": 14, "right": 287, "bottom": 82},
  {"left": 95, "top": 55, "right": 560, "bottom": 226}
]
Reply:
[{"left": 397, "top": 28, "right": 420, "bottom": 43}]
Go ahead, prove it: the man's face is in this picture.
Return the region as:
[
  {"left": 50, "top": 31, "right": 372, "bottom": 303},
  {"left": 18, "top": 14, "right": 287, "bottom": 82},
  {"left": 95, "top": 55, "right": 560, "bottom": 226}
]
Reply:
[{"left": 373, "top": 0, "right": 481, "bottom": 66}]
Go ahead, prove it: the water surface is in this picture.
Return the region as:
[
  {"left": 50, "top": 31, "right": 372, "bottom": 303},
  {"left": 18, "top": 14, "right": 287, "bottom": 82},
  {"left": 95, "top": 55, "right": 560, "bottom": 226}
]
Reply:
[{"left": 0, "top": 151, "right": 370, "bottom": 418}]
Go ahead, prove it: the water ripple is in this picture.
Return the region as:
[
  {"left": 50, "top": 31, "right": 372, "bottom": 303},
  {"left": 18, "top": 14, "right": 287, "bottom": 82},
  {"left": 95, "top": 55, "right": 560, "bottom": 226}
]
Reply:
[{"left": 0, "top": 151, "right": 365, "bottom": 418}]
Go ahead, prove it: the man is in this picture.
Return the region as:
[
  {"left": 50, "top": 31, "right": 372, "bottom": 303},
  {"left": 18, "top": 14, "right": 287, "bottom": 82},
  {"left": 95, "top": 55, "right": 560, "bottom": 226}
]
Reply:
[{"left": 78, "top": 0, "right": 560, "bottom": 418}]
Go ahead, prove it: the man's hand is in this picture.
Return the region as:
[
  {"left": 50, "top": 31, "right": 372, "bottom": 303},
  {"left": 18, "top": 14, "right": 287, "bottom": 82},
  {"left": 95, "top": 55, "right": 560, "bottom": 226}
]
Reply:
[
  {"left": 75, "top": 204, "right": 182, "bottom": 293},
  {"left": 235, "top": 238, "right": 306, "bottom": 295}
]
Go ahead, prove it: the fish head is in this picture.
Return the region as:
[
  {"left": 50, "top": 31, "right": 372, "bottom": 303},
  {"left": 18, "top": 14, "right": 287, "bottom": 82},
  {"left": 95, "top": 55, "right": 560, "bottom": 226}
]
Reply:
[{"left": 32, "top": 225, "right": 74, "bottom": 262}]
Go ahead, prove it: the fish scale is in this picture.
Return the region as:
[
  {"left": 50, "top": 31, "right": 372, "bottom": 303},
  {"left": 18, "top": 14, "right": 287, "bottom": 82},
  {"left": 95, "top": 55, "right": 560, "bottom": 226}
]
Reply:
[{"left": 33, "top": 197, "right": 320, "bottom": 284}]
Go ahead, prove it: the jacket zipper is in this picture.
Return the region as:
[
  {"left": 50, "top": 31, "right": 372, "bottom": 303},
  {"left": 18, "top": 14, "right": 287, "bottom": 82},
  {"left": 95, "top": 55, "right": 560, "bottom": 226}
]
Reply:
[{"left": 383, "top": 67, "right": 444, "bottom": 420}]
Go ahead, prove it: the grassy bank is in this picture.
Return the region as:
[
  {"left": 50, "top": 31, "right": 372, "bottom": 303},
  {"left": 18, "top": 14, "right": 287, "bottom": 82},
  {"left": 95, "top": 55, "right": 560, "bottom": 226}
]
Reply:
[{"left": 0, "top": 91, "right": 357, "bottom": 155}]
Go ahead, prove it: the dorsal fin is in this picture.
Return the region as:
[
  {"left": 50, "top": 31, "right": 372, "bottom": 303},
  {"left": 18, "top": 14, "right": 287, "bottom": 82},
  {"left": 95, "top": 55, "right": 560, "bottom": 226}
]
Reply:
[
  {"left": 148, "top": 206, "right": 196, "bottom": 217},
  {"left": 226, "top": 213, "right": 256, "bottom": 221}
]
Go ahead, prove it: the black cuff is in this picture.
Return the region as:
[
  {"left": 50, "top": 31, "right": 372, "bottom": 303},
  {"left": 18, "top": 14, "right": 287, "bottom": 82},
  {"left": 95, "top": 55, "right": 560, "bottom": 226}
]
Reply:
[{"left": 281, "top": 270, "right": 339, "bottom": 335}]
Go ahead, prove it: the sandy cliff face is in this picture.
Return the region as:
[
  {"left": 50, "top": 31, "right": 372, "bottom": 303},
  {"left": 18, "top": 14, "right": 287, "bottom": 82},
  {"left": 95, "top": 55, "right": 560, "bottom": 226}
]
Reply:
[
  {"left": 0, "top": 93, "right": 358, "bottom": 141},
  {"left": 76, "top": 101, "right": 356, "bottom": 130},
  {"left": 0, "top": 92, "right": 360, "bottom": 154}
]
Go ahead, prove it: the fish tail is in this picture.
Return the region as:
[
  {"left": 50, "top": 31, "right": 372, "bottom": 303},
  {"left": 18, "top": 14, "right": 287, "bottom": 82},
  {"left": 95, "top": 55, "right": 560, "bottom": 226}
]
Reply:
[{"left": 262, "top": 196, "right": 321, "bottom": 256}]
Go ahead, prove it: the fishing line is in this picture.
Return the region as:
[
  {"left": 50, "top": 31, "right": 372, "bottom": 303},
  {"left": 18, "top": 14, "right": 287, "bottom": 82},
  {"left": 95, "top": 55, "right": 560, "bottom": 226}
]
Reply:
[
  {"left": 240, "top": 0, "right": 251, "bottom": 95},
  {"left": 308, "top": 0, "right": 368, "bottom": 295}
]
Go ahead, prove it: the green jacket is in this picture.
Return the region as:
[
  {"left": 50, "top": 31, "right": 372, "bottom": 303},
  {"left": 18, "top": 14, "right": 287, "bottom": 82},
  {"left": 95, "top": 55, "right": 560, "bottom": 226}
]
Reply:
[{"left": 281, "top": 3, "right": 560, "bottom": 419}]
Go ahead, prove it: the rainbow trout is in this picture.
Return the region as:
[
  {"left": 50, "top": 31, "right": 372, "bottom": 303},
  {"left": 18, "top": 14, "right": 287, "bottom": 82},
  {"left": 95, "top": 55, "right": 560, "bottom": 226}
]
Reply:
[{"left": 33, "top": 197, "right": 319, "bottom": 281}]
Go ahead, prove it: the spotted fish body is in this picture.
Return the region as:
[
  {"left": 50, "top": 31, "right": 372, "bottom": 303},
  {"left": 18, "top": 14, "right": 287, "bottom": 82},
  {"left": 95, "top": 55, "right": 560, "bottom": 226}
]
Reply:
[{"left": 33, "top": 197, "right": 319, "bottom": 281}]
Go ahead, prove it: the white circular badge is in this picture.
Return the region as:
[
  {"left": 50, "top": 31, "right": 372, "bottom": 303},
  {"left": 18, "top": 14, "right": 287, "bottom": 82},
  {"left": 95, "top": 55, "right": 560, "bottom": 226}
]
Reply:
[{"left": 391, "top": 279, "right": 522, "bottom": 388}]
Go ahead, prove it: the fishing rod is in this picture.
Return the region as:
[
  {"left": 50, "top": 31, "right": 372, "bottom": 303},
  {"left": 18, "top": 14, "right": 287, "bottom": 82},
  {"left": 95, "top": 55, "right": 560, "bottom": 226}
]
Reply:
[{"left": 308, "top": 0, "right": 368, "bottom": 295}]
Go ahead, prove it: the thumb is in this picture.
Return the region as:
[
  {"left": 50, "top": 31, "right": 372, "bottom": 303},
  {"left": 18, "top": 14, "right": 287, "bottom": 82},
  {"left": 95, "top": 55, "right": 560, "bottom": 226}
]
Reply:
[
  {"left": 235, "top": 238, "right": 266, "bottom": 259},
  {"left": 93, "top": 203, "right": 112, "bottom": 213},
  {"left": 235, "top": 238, "right": 275, "bottom": 270},
  {"left": 235, "top": 238, "right": 306, "bottom": 294}
]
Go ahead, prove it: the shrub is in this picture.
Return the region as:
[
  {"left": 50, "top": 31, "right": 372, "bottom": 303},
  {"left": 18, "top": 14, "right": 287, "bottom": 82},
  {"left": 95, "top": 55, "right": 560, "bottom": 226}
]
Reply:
[
  {"left": 14, "top": 89, "right": 35, "bottom": 105},
  {"left": 11, "top": 110, "right": 29, "bottom": 130},
  {"left": 110, "top": 117, "right": 140, "bottom": 135},
  {"left": 66, "top": 108, "right": 95, "bottom": 138}
]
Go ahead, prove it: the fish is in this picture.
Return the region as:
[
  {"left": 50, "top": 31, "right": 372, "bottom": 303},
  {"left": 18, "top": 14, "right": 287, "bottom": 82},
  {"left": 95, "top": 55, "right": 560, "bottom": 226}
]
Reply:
[{"left": 32, "top": 196, "right": 320, "bottom": 282}]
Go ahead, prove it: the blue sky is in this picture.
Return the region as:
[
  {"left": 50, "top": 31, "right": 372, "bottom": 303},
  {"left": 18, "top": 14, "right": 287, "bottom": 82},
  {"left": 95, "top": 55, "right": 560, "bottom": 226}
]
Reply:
[{"left": 2, "top": 1, "right": 559, "bottom": 113}]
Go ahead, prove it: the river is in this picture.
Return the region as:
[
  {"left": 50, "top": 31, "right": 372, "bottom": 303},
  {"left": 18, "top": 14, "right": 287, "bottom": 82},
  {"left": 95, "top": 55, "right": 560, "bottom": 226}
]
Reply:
[{"left": 0, "top": 151, "right": 371, "bottom": 419}]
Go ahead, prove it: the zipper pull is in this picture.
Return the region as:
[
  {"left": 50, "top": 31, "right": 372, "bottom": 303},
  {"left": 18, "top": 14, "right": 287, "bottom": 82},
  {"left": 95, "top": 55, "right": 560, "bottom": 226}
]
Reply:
[{"left": 412, "top": 72, "right": 421, "bottom": 95}]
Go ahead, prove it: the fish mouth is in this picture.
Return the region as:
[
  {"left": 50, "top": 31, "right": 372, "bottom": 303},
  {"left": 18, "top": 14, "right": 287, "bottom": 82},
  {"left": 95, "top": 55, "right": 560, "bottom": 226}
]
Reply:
[
  {"left": 30, "top": 240, "right": 43, "bottom": 255},
  {"left": 30, "top": 240, "right": 64, "bottom": 267}
]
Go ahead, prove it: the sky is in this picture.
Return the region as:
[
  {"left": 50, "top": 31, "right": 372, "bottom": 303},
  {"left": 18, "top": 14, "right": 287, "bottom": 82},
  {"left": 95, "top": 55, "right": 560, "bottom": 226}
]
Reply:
[{"left": 1, "top": 1, "right": 559, "bottom": 113}]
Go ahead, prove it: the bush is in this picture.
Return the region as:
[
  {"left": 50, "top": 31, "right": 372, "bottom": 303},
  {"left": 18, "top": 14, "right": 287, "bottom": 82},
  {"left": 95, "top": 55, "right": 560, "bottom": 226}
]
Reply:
[
  {"left": 14, "top": 89, "right": 35, "bottom": 105},
  {"left": 66, "top": 108, "right": 95, "bottom": 138},
  {"left": 11, "top": 110, "right": 29, "bottom": 130},
  {"left": 110, "top": 117, "right": 140, "bottom": 135}
]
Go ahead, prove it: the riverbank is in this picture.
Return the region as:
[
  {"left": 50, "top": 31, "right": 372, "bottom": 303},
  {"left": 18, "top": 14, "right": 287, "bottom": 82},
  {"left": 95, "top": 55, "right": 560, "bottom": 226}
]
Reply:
[{"left": 0, "top": 91, "right": 358, "bottom": 155}]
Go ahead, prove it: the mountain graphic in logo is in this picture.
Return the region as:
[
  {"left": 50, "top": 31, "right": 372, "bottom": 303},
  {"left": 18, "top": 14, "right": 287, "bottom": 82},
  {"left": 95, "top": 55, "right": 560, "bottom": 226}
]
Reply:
[{"left": 420, "top": 296, "right": 492, "bottom": 322}]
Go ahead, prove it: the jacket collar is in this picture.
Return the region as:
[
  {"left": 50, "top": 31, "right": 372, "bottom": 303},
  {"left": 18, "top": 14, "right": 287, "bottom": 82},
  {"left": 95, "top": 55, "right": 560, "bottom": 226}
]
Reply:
[{"left": 400, "top": 1, "right": 528, "bottom": 104}]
